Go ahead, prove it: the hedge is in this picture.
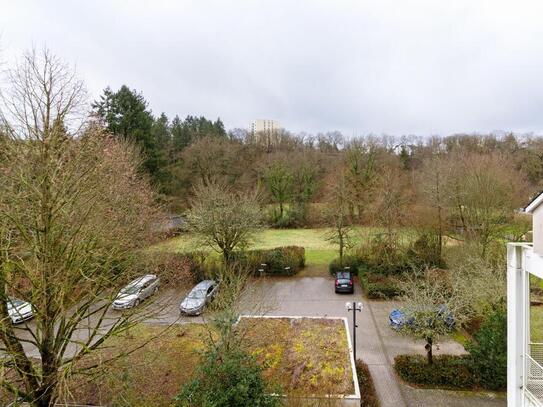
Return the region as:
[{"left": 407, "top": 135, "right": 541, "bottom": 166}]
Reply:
[
  {"left": 465, "top": 308, "right": 507, "bottom": 390},
  {"left": 394, "top": 354, "right": 478, "bottom": 390},
  {"left": 355, "top": 359, "right": 380, "bottom": 407},
  {"left": 328, "top": 255, "right": 360, "bottom": 276},
  {"left": 355, "top": 233, "right": 445, "bottom": 276},
  {"left": 359, "top": 274, "right": 402, "bottom": 300},
  {"left": 231, "top": 246, "right": 305, "bottom": 276},
  {"left": 142, "top": 252, "right": 218, "bottom": 286}
]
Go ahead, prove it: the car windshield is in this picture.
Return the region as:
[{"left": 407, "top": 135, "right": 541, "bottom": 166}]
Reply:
[
  {"left": 7, "top": 298, "right": 24, "bottom": 310},
  {"left": 188, "top": 289, "right": 206, "bottom": 299},
  {"left": 120, "top": 284, "right": 141, "bottom": 295},
  {"left": 336, "top": 272, "right": 351, "bottom": 279}
]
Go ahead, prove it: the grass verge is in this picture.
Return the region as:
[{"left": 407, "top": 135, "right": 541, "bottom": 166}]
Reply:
[{"left": 356, "top": 359, "right": 380, "bottom": 407}]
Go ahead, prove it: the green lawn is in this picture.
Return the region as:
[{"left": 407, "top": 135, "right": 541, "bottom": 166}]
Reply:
[
  {"left": 153, "top": 227, "right": 416, "bottom": 276},
  {"left": 532, "top": 306, "right": 543, "bottom": 342},
  {"left": 153, "top": 227, "right": 398, "bottom": 267}
]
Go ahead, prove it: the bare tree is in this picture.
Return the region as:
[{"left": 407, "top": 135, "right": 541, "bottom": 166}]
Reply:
[
  {"left": 263, "top": 160, "right": 293, "bottom": 219},
  {"left": 443, "top": 152, "right": 528, "bottom": 257},
  {"left": 370, "top": 166, "right": 410, "bottom": 247},
  {"left": 418, "top": 154, "right": 448, "bottom": 261},
  {"left": 344, "top": 139, "right": 378, "bottom": 221},
  {"left": 324, "top": 171, "right": 354, "bottom": 264},
  {"left": 0, "top": 49, "right": 161, "bottom": 406},
  {"left": 397, "top": 271, "right": 466, "bottom": 364},
  {"left": 186, "top": 181, "right": 263, "bottom": 263}
]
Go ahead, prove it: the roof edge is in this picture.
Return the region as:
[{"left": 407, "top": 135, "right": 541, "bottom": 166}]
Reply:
[{"left": 526, "top": 192, "right": 543, "bottom": 213}]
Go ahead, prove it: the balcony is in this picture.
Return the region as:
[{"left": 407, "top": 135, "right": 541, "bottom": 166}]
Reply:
[{"left": 526, "top": 344, "right": 543, "bottom": 406}]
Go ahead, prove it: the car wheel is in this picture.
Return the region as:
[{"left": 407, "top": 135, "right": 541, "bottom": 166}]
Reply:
[
  {"left": 134, "top": 299, "right": 141, "bottom": 307},
  {"left": 154, "top": 286, "right": 159, "bottom": 294}
]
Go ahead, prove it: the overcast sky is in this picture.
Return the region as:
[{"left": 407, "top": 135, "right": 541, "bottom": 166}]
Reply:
[{"left": 2, "top": 0, "right": 543, "bottom": 136}]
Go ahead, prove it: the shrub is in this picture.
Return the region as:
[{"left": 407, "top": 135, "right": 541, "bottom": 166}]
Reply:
[
  {"left": 356, "top": 233, "right": 445, "bottom": 276},
  {"left": 176, "top": 347, "right": 279, "bottom": 407},
  {"left": 328, "top": 255, "right": 360, "bottom": 276},
  {"left": 360, "top": 274, "right": 402, "bottom": 299},
  {"left": 142, "top": 252, "right": 217, "bottom": 286},
  {"left": 406, "top": 233, "right": 446, "bottom": 269},
  {"left": 269, "top": 205, "right": 306, "bottom": 228},
  {"left": 466, "top": 308, "right": 507, "bottom": 390},
  {"left": 394, "top": 354, "right": 478, "bottom": 389},
  {"left": 356, "top": 237, "right": 414, "bottom": 276},
  {"left": 231, "top": 246, "right": 305, "bottom": 276},
  {"left": 355, "top": 359, "right": 380, "bottom": 407}
]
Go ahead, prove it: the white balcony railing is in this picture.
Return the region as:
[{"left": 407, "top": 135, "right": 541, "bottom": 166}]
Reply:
[{"left": 526, "top": 344, "right": 543, "bottom": 405}]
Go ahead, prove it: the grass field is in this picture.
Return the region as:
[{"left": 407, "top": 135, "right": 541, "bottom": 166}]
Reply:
[
  {"left": 63, "top": 324, "right": 208, "bottom": 407},
  {"left": 154, "top": 227, "right": 415, "bottom": 270},
  {"left": 532, "top": 306, "right": 543, "bottom": 342}
]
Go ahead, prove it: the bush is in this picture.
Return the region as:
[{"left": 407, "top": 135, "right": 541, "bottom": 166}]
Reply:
[
  {"left": 394, "top": 354, "right": 478, "bottom": 389},
  {"left": 407, "top": 233, "right": 446, "bottom": 269},
  {"left": 142, "top": 252, "right": 217, "bottom": 286},
  {"left": 356, "top": 237, "right": 414, "bottom": 276},
  {"left": 355, "top": 359, "right": 380, "bottom": 407},
  {"left": 360, "top": 274, "right": 402, "bottom": 299},
  {"left": 176, "top": 347, "right": 279, "bottom": 407},
  {"left": 328, "top": 255, "right": 360, "bottom": 276},
  {"left": 356, "top": 233, "right": 445, "bottom": 276},
  {"left": 231, "top": 246, "right": 305, "bottom": 276},
  {"left": 466, "top": 308, "right": 507, "bottom": 390},
  {"left": 269, "top": 205, "right": 306, "bottom": 228}
]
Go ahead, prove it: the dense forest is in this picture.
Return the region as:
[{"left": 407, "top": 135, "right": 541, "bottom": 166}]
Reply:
[{"left": 93, "top": 85, "right": 540, "bottom": 247}]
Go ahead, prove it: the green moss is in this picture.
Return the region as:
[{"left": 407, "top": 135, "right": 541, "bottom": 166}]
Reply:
[{"left": 238, "top": 317, "right": 354, "bottom": 395}]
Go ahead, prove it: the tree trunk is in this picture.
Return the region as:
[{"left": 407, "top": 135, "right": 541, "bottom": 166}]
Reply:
[
  {"left": 223, "top": 248, "right": 232, "bottom": 264},
  {"left": 437, "top": 205, "right": 443, "bottom": 262},
  {"left": 339, "top": 234, "right": 344, "bottom": 265},
  {"left": 279, "top": 202, "right": 284, "bottom": 218},
  {"left": 425, "top": 337, "right": 433, "bottom": 364},
  {"left": 32, "top": 389, "right": 54, "bottom": 407}
]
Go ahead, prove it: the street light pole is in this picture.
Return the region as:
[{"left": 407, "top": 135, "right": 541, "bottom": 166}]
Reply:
[{"left": 346, "top": 301, "right": 363, "bottom": 361}]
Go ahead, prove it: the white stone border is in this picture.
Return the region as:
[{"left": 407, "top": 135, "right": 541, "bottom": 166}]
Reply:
[{"left": 236, "top": 315, "right": 361, "bottom": 403}]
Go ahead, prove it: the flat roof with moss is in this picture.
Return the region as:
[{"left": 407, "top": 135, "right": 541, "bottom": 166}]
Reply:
[{"left": 237, "top": 316, "right": 355, "bottom": 396}]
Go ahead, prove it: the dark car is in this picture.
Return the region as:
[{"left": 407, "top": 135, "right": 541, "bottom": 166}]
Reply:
[{"left": 335, "top": 271, "right": 354, "bottom": 293}]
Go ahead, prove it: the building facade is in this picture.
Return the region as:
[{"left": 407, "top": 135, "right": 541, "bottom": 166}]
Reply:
[
  {"left": 508, "top": 194, "right": 543, "bottom": 406},
  {"left": 251, "top": 119, "right": 281, "bottom": 136}
]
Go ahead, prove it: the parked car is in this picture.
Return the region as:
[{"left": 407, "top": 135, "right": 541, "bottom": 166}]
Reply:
[
  {"left": 180, "top": 280, "right": 219, "bottom": 316},
  {"left": 334, "top": 271, "right": 354, "bottom": 294},
  {"left": 7, "top": 297, "right": 34, "bottom": 324},
  {"left": 389, "top": 309, "right": 411, "bottom": 330},
  {"left": 112, "top": 274, "right": 160, "bottom": 310},
  {"left": 389, "top": 305, "right": 455, "bottom": 330}
]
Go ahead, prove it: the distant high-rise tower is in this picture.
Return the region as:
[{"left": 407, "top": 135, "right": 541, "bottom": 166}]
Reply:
[{"left": 251, "top": 119, "right": 282, "bottom": 136}]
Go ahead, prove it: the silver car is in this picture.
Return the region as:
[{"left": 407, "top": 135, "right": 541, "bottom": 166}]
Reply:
[
  {"left": 7, "top": 297, "right": 34, "bottom": 324},
  {"left": 180, "top": 280, "right": 219, "bottom": 316},
  {"left": 113, "top": 274, "right": 160, "bottom": 310}
]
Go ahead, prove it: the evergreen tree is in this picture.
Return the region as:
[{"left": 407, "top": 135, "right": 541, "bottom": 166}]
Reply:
[
  {"left": 171, "top": 114, "right": 191, "bottom": 152},
  {"left": 93, "top": 85, "right": 161, "bottom": 179}
]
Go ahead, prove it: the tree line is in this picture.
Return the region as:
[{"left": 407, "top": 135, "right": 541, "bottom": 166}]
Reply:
[{"left": 92, "top": 86, "right": 542, "bottom": 228}]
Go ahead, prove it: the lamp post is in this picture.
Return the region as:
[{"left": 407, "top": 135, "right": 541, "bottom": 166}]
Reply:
[{"left": 345, "top": 301, "right": 363, "bottom": 361}]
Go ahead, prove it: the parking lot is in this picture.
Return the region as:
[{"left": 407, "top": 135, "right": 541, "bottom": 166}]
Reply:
[
  {"left": 10, "top": 274, "right": 505, "bottom": 407},
  {"left": 238, "top": 275, "right": 506, "bottom": 407}
]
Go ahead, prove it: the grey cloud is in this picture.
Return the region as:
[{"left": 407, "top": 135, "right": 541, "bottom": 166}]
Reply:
[{"left": 2, "top": 0, "right": 543, "bottom": 136}]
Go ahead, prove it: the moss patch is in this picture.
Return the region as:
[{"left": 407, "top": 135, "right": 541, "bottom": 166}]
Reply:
[{"left": 238, "top": 317, "right": 354, "bottom": 396}]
